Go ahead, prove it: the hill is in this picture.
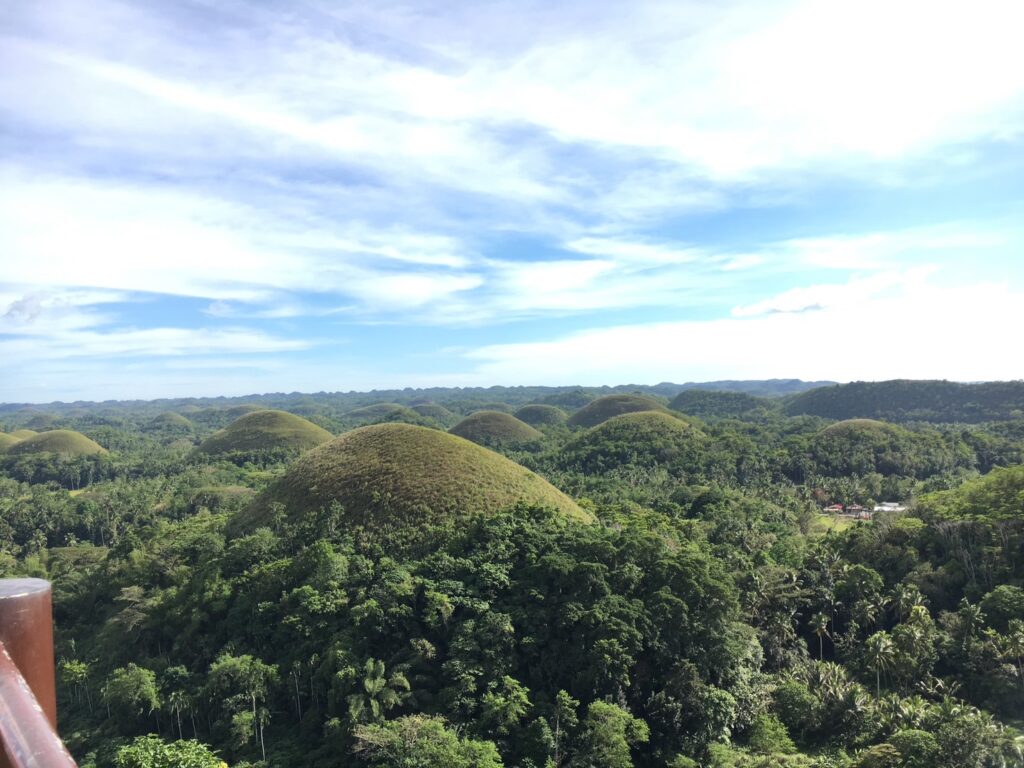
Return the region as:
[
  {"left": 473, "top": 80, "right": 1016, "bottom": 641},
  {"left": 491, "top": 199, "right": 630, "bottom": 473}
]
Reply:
[
  {"left": 147, "top": 412, "right": 193, "bottom": 429},
  {"left": 449, "top": 411, "right": 543, "bottom": 447},
  {"left": 514, "top": 404, "right": 567, "bottom": 427},
  {"left": 238, "top": 423, "right": 589, "bottom": 547},
  {"left": 410, "top": 403, "right": 455, "bottom": 422},
  {"left": 566, "top": 394, "right": 670, "bottom": 428},
  {"left": 0, "top": 433, "right": 22, "bottom": 451},
  {"left": 197, "top": 410, "right": 333, "bottom": 455},
  {"left": 558, "top": 411, "right": 709, "bottom": 473},
  {"left": 346, "top": 403, "right": 422, "bottom": 423},
  {"left": 804, "top": 419, "right": 956, "bottom": 478},
  {"left": 670, "top": 389, "right": 778, "bottom": 420},
  {"left": 10, "top": 429, "right": 37, "bottom": 439},
  {"left": 785, "top": 380, "right": 1024, "bottom": 423},
  {"left": 24, "top": 413, "right": 58, "bottom": 430},
  {"left": 6, "top": 430, "right": 106, "bottom": 457},
  {"left": 916, "top": 464, "right": 1024, "bottom": 521}
]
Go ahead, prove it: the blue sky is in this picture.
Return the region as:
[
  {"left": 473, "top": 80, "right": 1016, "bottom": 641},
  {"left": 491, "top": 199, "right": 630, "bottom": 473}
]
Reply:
[{"left": 2, "top": 0, "right": 1024, "bottom": 402}]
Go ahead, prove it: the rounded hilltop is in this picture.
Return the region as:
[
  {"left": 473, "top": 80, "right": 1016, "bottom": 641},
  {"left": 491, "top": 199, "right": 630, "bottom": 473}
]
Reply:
[
  {"left": 410, "top": 403, "right": 455, "bottom": 422},
  {"left": 818, "top": 418, "right": 904, "bottom": 437},
  {"left": 514, "top": 404, "right": 567, "bottom": 427},
  {"left": 559, "top": 411, "right": 708, "bottom": 473},
  {"left": 6, "top": 430, "right": 107, "bottom": 457},
  {"left": 148, "top": 412, "right": 193, "bottom": 429},
  {"left": 449, "top": 411, "right": 543, "bottom": 447},
  {"left": 346, "top": 403, "right": 421, "bottom": 423},
  {"left": 566, "top": 394, "right": 670, "bottom": 429},
  {"left": 238, "top": 423, "right": 589, "bottom": 546},
  {"left": 10, "top": 429, "right": 38, "bottom": 440},
  {"left": 197, "top": 410, "right": 333, "bottom": 455},
  {"left": 0, "top": 433, "right": 22, "bottom": 451}
]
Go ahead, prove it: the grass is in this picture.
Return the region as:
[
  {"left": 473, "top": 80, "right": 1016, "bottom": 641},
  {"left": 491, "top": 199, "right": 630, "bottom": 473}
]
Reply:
[
  {"left": 6, "top": 430, "right": 107, "bottom": 457},
  {"left": 514, "top": 404, "right": 567, "bottom": 427},
  {"left": 808, "top": 513, "right": 862, "bottom": 537},
  {"left": 0, "top": 433, "right": 21, "bottom": 451},
  {"left": 240, "top": 423, "right": 590, "bottom": 538},
  {"left": 566, "top": 394, "right": 671, "bottom": 429},
  {"left": 347, "top": 403, "right": 422, "bottom": 422},
  {"left": 410, "top": 403, "right": 456, "bottom": 421},
  {"left": 10, "top": 429, "right": 38, "bottom": 439},
  {"left": 559, "top": 411, "right": 707, "bottom": 471},
  {"left": 148, "top": 412, "right": 193, "bottom": 428},
  {"left": 819, "top": 418, "right": 904, "bottom": 436},
  {"left": 197, "top": 410, "right": 333, "bottom": 455},
  {"left": 449, "top": 411, "right": 543, "bottom": 446}
]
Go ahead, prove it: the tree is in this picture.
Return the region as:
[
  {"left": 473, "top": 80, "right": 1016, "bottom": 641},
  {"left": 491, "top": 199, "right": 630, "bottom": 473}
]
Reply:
[
  {"left": 810, "top": 613, "right": 830, "bottom": 660},
  {"left": 865, "top": 632, "right": 895, "bottom": 698},
  {"left": 103, "top": 664, "right": 160, "bottom": 728},
  {"left": 552, "top": 690, "right": 580, "bottom": 768},
  {"left": 572, "top": 701, "right": 649, "bottom": 768},
  {"left": 207, "top": 653, "right": 278, "bottom": 761},
  {"left": 115, "top": 735, "right": 222, "bottom": 768},
  {"left": 353, "top": 714, "right": 503, "bottom": 767},
  {"left": 347, "top": 658, "right": 411, "bottom": 723}
]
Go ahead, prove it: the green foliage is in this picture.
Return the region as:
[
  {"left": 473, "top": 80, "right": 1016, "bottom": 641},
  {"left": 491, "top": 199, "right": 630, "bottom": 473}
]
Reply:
[
  {"left": 115, "top": 735, "right": 221, "bottom": 768},
  {"left": 514, "top": 404, "right": 568, "bottom": 427},
  {"left": 352, "top": 715, "right": 504, "bottom": 767},
  {"left": 6, "top": 429, "right": 107, "bottom": 457},
  {"left": 572, "top": 701, "right": 649, "bottom": 768}
]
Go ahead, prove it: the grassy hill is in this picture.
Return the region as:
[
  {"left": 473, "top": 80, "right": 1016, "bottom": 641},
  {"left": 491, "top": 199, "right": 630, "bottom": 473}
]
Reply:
[
  {"left": 785, "top": 379, "right": 1024, "bottom": 423},
  {"left": 147, "top": 412, "right": 193, "bottom": 429},
  {"left": 10, "top": 429, "right": 37, "bottom": 439},
  {"left": 806, "top": 419, "right": 954, "bottom": 478},
  {"left": 558, "top": 411, "right": 709, "bottom": 473},
  {"left": 411, "top": 403, "right": 456, "bottom": 422},
  {"left": 449, "top": 411, "right": 543, "bottom": 447},
  {"left": 514, "top": 404, "right": 567, "bottom": 427},
  {"left": 346, "top": 403, "right": 422, "bottom": 423},
  {"left": 0, "top": 433, "right": 22, "bottom": 451},
  {"left": 566, "top": 394, "right": 670, "bottom": 428},
  {"left": 197, "top": 410, "right": 333, "bottom": 455},
  {"left": 239, "top": 423, "right": 589, "bottom": 546},
  {"left": 6, "top": 430, "right": 106, "bottom": 457}
]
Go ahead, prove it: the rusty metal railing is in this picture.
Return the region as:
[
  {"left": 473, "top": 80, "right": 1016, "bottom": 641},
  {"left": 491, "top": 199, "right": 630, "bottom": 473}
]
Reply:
[{"left": 0, "top": 579, "right": 77, "bottom": 768}]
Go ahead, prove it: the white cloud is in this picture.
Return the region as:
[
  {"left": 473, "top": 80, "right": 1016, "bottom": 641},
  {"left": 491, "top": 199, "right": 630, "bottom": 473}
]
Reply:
[{"left": 458, "top": 275, "right": 1024, "bottom": 385}]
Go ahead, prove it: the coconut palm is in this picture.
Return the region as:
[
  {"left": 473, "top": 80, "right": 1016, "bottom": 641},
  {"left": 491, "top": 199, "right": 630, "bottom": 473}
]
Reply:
[
  {"left": 865, "top": 631, "right": 895, "bottom": 698},
  {"left": 810, "top": 613, "right": 831, "bottom": 660},
  {"left": 347, "top": 658, "right": 411, "bottom": 723},
  {"left": 891, "top": 584, "right": 925, "bottom": 621}
]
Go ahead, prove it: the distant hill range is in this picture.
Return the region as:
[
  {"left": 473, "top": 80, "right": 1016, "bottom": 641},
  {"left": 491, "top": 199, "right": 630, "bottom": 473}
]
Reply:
[
  {"left": 785, "top": 380, "right": 1024, "bottom": 423},
  {"left": 5, "top": 379, "right": 1024, "bottom": 424},
  {"left": 0, "top": 379, "right": 834, "bottom": 414}
]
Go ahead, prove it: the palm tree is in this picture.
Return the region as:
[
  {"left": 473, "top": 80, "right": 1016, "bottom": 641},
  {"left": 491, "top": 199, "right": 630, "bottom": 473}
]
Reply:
[
  {"left": 810, "top": 613, "right": 831, "bottom": 660},
  {"left": 1005, "top": 619, "right": 1024, "bottom": 687},
  {"left": 891, "top": 584, "right": 925, "bottom": 622},
  {"left": 347, "top": 659, "right": 411, "bottom": 723},
  {"left": 957, "top": 599, "right": 985, "bottom": 649},
  {"left": 865, "top": 632, "right": 895, "bottom": 698}
]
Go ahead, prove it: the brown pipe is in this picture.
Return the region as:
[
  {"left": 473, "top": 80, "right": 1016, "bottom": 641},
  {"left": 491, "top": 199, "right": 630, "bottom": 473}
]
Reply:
[{"left": 0, "top": 579, "right": 77, "bottom": 768}]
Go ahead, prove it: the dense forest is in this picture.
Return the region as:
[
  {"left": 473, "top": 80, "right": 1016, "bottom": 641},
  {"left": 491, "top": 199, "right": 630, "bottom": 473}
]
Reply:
[{"left": 1, "top": 379, "right": 1023, "bottom": 767}]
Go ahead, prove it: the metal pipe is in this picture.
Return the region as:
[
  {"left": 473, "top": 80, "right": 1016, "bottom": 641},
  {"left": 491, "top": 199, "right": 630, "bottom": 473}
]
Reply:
[{"left": 0, "top": 579, "right": 77, "bottom": 768}]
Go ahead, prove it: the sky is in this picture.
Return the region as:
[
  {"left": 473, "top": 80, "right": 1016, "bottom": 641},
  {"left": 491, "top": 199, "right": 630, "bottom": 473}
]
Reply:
[{"left": 2, "top": 0, "right": 1024, "bottom": 402}]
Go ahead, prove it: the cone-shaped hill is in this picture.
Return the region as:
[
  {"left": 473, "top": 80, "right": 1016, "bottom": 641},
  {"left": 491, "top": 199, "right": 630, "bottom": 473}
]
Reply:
[
  {"left": 346, "top": 403, "right": 421, "bottom": 423},
  {"left": 197, "top": 410, "right": 333, "bottom": 455},
  {"left": 410, "top": 403, "right": 455, "bottom": 422},
  {"left": 0, "top": 433, "right": 22, "bottom": 451},
  {"left": 236, "top": 424, "right": 590, "bottom": 546},
  {"left": 148, "top": 412, "right": 193, "bottom": 429},
  {"left": 566, "top": 394, "right": 670, "bottom": 429},
  {"left": 808, "top": 419, "right": 950, "bottom": 478},
  {"left": 7, "top": 430, "right": 106, "bottom": 457},
  {"left": 10, "top": 429, "right": 37, "bottom": 440},
  {"left": 558, "top": 412, "right": 708, "bottom": 473},
  {"left": 515, "top": 404, "right": 567, "bottom": 427},
  {"left": 449, "top": 411, "right": 543, "bottom": 447}
]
